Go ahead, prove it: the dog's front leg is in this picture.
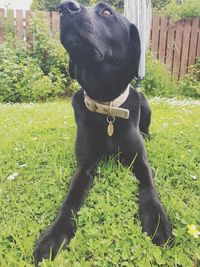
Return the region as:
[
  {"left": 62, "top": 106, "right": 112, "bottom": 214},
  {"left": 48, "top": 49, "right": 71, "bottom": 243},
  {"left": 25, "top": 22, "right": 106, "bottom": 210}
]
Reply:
[
  {"left": 133, "top": 155, "right": 172, "bottom": 245},
  {"left": 121, "top": 135, "right": 172, "bottom": 245},
  {"left": 33, "top": 159, "right": 98, "bottom": 266}
]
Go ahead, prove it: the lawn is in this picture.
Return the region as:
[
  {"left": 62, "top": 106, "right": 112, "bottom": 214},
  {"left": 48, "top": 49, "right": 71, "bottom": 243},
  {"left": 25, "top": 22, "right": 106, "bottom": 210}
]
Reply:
[{"left": 0, "top": 97, "right": 200, "bottom": 267}]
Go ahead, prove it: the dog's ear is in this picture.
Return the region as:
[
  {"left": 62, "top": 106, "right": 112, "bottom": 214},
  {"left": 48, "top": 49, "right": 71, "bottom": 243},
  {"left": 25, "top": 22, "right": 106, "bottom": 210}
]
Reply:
[
  {"left": 130, "top": 24, "right": 141, "bottom": 79},
  {"left": 69, "top": 58, "right": 76, "bottom": 79}
]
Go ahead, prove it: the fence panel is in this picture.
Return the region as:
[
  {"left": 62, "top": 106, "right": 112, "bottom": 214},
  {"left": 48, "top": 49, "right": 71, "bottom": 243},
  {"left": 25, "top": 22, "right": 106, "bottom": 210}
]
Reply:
[{"left": 151, "top": 16, "right": 200, "bottom": 79}]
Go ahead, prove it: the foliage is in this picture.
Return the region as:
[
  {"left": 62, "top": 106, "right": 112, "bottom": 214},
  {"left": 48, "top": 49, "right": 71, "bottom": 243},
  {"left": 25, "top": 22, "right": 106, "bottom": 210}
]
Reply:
[
  {"left": 0, "top": 99, "right": 200, "bottom": 266},
  {"left": 151, "top": 0, "right": 170, "bottom": 10},
  {"left": 0, "top": 10, "right": 77, "bottom": 103},
  {"left": 140, "top": 53, "right": 177, "bottom": 97},
  {"left": 158, "top": 0, "right": 200, "bottom": 20},
  {"left": 1, "top": 9, "right": 16, "bottom": 45},
  {"left": 31, "top": 0, "right": 60, "bottom": 11},
  {"left": 0, "top": 43, "right": 41, "bottom": 102},
  {"left": 141, "top": 54, "right": 200, "bottom": 99},
  {"left": 30, "top": 12, "right": 68, "bottom": 86},
  {"left": 178, "top": 58, "right": 200, "bottom": 98}
]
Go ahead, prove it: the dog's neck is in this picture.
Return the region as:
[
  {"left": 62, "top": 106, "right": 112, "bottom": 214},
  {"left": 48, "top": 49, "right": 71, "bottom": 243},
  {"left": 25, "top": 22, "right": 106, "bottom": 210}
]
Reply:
[{"left": 84, "top": 85, "right": 130, "bottom": 119}]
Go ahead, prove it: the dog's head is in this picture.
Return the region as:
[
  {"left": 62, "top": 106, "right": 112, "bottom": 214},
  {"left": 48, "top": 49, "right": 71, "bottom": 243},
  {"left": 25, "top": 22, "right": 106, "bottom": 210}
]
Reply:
[{"left": 59, "top": 1, "right": 140, "bottom": 101}]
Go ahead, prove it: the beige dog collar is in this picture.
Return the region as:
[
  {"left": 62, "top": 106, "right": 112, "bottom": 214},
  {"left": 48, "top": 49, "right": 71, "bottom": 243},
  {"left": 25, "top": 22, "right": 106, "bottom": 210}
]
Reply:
[{"left": 84, "top": 86, "right": 130, "bottom": 120}]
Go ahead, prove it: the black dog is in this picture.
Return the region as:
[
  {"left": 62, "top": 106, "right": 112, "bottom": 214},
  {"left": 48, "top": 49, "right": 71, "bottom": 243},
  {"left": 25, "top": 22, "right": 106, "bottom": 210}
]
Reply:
[{"left": 34, "top": 1, "right": 171, "bottom": 265}]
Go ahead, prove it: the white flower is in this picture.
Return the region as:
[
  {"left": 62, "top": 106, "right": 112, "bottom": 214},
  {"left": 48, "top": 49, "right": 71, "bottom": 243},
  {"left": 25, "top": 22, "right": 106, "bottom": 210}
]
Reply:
[
  {"left": 7, "top": 172, "right": 19, "bottom": 180},
  {"left": 19, "top": 164, "right": 27, "bottom": 168}
]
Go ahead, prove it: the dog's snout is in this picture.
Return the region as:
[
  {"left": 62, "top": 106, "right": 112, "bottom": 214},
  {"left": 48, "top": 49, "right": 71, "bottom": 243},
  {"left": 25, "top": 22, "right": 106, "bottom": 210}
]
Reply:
[{"left": 59, "top": 1, "right": 80, "bottom": 15}]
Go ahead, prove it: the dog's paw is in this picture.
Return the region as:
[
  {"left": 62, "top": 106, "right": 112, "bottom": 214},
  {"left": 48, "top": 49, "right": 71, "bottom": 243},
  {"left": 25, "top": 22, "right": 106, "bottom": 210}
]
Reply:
[
  {"left": 33, "top": 225, "right": 67, "bottom": 266},
  {"left": 140, "top": 201, "right": 172, "bottom": 245}
]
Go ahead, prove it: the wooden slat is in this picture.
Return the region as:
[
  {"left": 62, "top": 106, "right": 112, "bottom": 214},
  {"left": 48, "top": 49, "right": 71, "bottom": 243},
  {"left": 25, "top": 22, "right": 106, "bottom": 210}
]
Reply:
[
  {"left": 44, "top": 11, "right": 51, "bottom": 33},
  {"left": 16, "top": 10, "right": 24, "bottom": 40},
  {"left": 158, "top": 16, "right": 168, "bottom": 63},
  {"left": 180, "top": 19, "right": 191, "bottom": 77},
  {"left": 165, "top": 17, "right": 175, "bottom": 72},
  {"left": 188, "top": 17, "right": 199, "bottom": 66},
  {"left": 25, "top": 11, "right": 33, "bottom": 47},
  {"left": 197, "top": 33, "right": 200, "bottom": 57},
  {"left": 0, "top": 8, "right": 5, "bottom": 43},
  {"left": 52, "top": 11, "right": 59, "bottom": 38},
  {"left": 195, "top": 18, "right": 200, "bottom": 59},
  {"left": 151, "top": 16, "right": 160, "bottom": 58},
  {"left": 173, "top": 20, "right": 183, "bottom": 79}
]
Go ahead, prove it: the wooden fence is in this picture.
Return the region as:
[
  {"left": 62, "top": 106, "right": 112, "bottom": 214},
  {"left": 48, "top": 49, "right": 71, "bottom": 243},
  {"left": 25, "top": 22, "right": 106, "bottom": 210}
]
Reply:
[
  {"left": 0, "top": 8, "right": 200, "bottom": 80},
  {"left": 150, "top": 16, "right": 200, "bottom": 80}
]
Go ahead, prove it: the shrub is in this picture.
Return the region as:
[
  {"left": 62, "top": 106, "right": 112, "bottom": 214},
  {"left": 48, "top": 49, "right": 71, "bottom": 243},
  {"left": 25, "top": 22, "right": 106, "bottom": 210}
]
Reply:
[
  {"left": 178, "top": 58, "right": 200, "bottom": 98},
  {"left": 0, "top": 42, "right": 56, "bottom": 102},
  {"left": 157, "top": 0, "right": 200, "bottom": 20},
  {"left": 140, "top": 53, "right": 177, "bottom": 97},
  {"left": 152, "top": 0, "right": 170, "bottom": 10},
  {"left": 0, "top": 10, "right": 77, "bottom": 103}
]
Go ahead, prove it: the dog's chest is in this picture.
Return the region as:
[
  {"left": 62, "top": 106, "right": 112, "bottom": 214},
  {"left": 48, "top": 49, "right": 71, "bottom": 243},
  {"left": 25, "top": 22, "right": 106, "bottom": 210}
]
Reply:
[{"left": 105, "top": 136, "right": 118, "bottom": 154}]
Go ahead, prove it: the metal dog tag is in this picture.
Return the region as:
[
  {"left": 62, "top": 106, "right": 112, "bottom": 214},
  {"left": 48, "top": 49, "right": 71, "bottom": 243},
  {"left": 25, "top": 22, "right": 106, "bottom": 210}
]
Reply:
[
  {"left": 107, "top": 121, "right": 114, "bottom": 136},
  {"left": 107, "top": 115, "right": 115, "bottom": 137}
]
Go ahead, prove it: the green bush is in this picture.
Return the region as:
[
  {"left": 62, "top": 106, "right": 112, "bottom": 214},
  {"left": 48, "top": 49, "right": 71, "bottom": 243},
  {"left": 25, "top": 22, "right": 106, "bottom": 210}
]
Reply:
[
  {"left": 152, "top": 0, "right": 170, "bottom": 10},
  {"left": 0, "top": 10, "right": 77, "bottom": 103},
  {"left": 140, "top": 53, "right": 177, "bottom": 97},
  {"left": 157, "top": 0, "right": 200, "bottom": 20},
  {"left": 178, "top": 58, "right": 200, "bottom": 98}
]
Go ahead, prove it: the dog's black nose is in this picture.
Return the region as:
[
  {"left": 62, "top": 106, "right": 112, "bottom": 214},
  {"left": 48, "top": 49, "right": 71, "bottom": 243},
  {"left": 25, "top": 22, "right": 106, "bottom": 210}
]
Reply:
[{"left": 59, "top": 1, "right": 81, "bottom": 14}]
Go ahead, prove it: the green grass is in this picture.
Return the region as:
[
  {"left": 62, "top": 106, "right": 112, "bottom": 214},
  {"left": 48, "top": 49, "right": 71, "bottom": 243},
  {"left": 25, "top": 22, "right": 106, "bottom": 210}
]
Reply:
[{"left": 0, "top": 97, "right": 200, "bottom": 267}]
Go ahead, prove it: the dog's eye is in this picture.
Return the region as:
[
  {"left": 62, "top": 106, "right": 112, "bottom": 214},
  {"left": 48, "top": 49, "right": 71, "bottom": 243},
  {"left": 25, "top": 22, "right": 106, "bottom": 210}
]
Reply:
[{"left": 101, "top": 8, "right": 112, "bottom": 16}]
